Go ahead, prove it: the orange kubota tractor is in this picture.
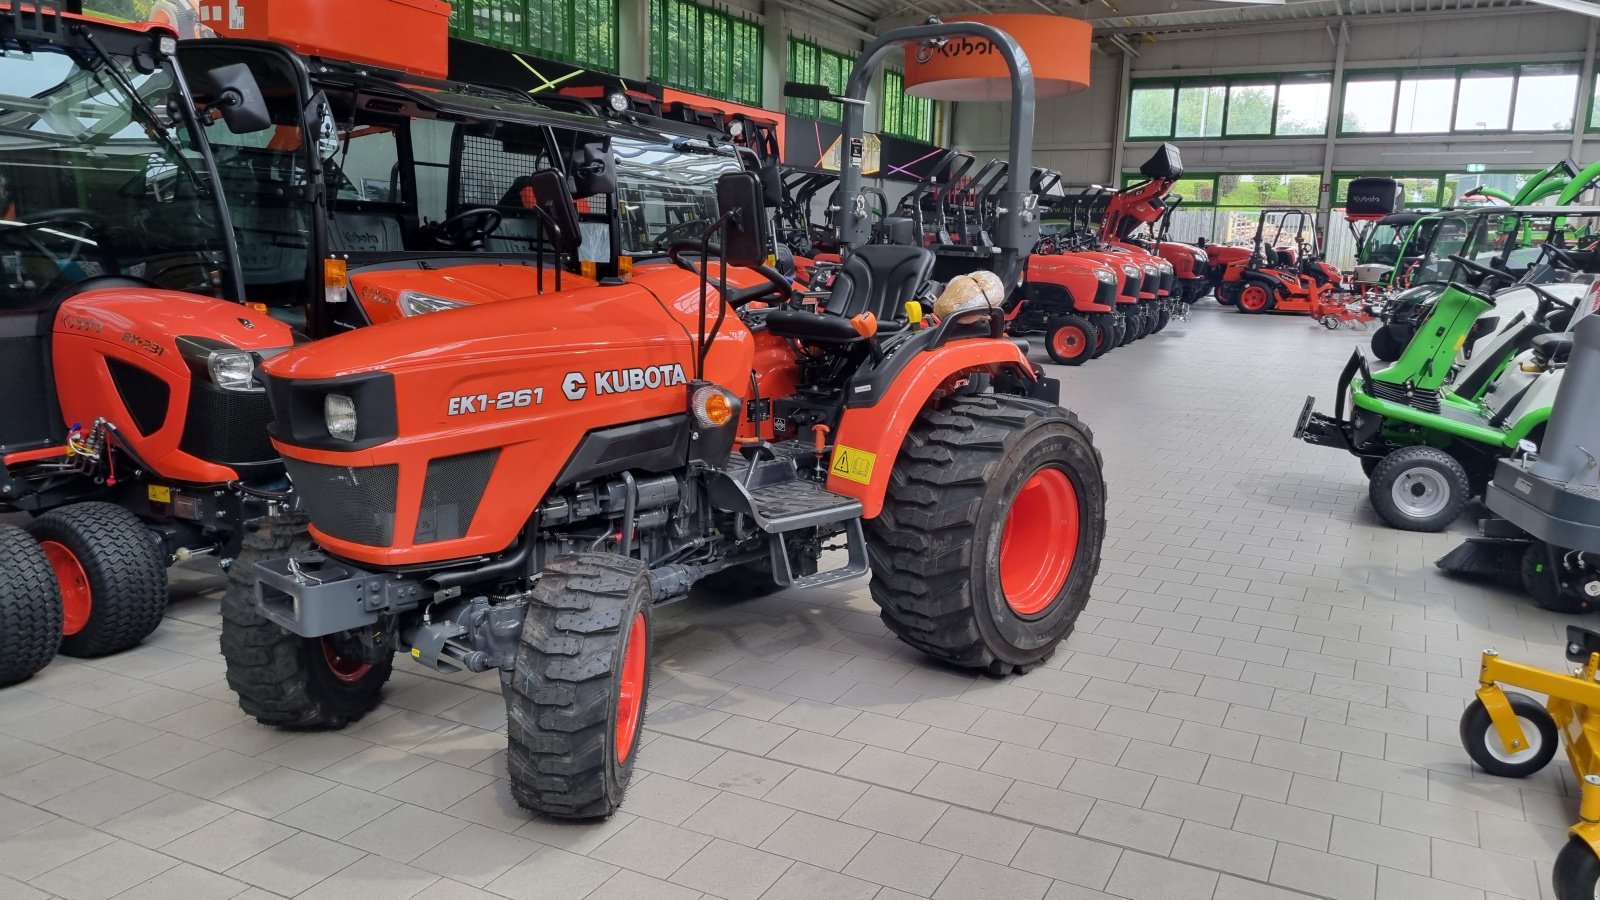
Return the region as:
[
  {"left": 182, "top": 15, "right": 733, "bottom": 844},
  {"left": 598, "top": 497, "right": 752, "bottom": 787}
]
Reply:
[
  {"left": 0, "top": 0, "right": 773, "bottom": 685},
  {"left": 1218, "top": 208, "right": 1344, "bottom": 315},
  {"left": 223, "top": 21, "right": 1106, "bottom": 820}
]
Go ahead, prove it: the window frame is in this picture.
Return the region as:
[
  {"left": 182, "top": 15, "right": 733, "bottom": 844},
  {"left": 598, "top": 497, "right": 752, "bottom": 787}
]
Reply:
[
  {"left": 647, "top": 0, "right": 763, "bottom": 106},
  {"left": 881, "top": 69, "right": 940, "bottom": 144},
  {"left": 787, "top": 37, "right": 856, "bottom": 123},
  {"left": 1125, "top": 72, "right": 1334, "bottom": 141},
  {"left": 1337, "top": 62, "right": 1581, "bottom": 137},
  {"left": 449, "top": 0, "right": 620, "bottom": 73}
]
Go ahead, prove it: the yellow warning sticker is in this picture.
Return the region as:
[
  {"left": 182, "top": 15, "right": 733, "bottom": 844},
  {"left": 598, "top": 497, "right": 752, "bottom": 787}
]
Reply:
[
  {"left": 147, "top": 484, "right": 172, "bottom": 504},
  {"left": 830, "top": 444, "right": 877, "bottom": 485}
]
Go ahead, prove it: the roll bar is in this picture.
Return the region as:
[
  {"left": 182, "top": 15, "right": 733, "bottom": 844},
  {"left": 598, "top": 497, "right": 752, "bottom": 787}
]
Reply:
[{"left": 835, "top": 19, "right": 1038, "bottom": 282}]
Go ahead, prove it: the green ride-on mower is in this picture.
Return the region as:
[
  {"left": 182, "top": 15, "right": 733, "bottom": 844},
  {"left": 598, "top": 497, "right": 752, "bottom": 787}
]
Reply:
[{"left": 1296, "top": 206, "right": 1600, "bottom": 532}]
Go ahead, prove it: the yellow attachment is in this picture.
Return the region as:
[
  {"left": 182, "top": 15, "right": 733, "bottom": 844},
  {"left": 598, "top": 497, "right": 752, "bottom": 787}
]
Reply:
[
  {"left": 1475, "top": 684, "right": 1532, "bottom": 758},
  {"left": 1573, "top": 820, "right": 1600, "bottom": 858},
  {"left": 905, "top": 301, "right": 924, "bottom": 326}
]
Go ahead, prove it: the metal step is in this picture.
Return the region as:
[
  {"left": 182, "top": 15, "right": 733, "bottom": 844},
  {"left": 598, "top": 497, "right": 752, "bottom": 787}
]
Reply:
[
  {"left": 748, "top": 479, "right": 863, "bottom": 532},
  {"left": 768, "top": 519, "right": 869, "bottom": 590}
]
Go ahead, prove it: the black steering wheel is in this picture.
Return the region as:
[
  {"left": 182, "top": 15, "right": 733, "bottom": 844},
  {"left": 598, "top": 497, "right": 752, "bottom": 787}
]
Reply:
[
  {"left": 666, "top": 240, "right": 792, "bottom": 307},
  {"left": 654, "top": 218, "right": 714, "bottom": 251},
  {"left": 426, "top": 208, "right": 503, "bottom": 249},
  {"left": 1540, "top": 243, "right": 1588, "bottom": 271},
  {"left": 1447, "top": 254, "right": 1516, "bottom": 301}
]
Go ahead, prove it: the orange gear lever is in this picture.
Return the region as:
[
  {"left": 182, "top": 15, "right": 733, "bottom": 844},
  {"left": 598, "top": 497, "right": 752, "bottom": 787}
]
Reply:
[
  {"left": 850, "top": 312, "right": 878, "bottom": 339},
  {"left": 812, "top": 424, "right": 831, "bottom": 463}
]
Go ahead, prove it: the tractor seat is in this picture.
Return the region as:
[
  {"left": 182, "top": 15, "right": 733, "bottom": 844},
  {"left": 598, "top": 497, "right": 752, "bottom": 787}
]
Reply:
[
  {"left": 765, "top": 245, "right": 934, "bottom": 344},
  {"left": 1532, "top": 332, "right": 1574, "bottom": 365}
]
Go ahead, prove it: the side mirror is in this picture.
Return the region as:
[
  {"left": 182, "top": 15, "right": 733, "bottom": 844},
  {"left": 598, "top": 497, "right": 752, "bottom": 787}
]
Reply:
[
  {"left": 525, "top": 169, "right": 582, "bottom": 252},
  {"left": 716, "top": 171, "right": 770, "bottom": 268},
  {"left": 191, "top": 63, "right": 271, "bottom": 134},
  {"left": 569, "top": 142, "right": 616, "bottom": 197}
]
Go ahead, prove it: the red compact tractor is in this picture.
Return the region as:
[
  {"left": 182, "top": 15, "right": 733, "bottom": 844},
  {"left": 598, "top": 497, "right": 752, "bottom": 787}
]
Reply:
[
  {"left": 0, "top": 0, "right": 783, "bottom": 685},
  {"left": 221, "top": 21, "right": 1106, "bottom": 821},
  {"left": 1217, "top": 209, "right": 1345, "bottom": 315}
]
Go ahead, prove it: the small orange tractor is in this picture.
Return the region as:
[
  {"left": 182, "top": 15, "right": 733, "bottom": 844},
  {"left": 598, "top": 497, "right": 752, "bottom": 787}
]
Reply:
[
  {"left": 219, "top": 21, "right": 1105, "bottom": 821},
  {"left": 1219, "top": 209, "right": 1346, "bottom": 315}
]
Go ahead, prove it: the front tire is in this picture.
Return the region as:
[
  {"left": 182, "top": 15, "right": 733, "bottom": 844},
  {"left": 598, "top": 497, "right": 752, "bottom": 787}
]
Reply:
[
  {"left": 1045, "top": 316, "right": 1097, "bottom": 366},
  {"left": 507, "top": 553, "right": 652, "bottom": 819},
  {"left": 27, "top": 502, "right": 166, "bottom": 658},
  {"left": 866, "top": 395, "right": 1106, "bottom": 675},
  {"left": 1369, "top": 446, "right": 1471, "bottom": 532},
  {"left": 0, "top": 525, "right": 62, "bottom": 686},
  {"left": 221, "top": 514, "right": 392, "bottom": 729},
  {"left": 1553, "top": 839, "right": 1600, "bottom": 900},
  {"left": 1237, "top": 283, "right": 1274, "bottom": 314},
  {"left": 1458, "top": 692, "right": 1558, "bottom": 778},
  {"left": 1090, "top": 314, "right": 1117, "bottom": 358},
  {"left": 1371, "top": 324, "right": 1410, "bottom": 362}
]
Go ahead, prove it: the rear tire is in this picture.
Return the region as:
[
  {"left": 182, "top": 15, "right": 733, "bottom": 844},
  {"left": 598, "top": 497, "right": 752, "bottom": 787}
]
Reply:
[
  {"left": 1045, "top": 316, "right": 1097, "bottom": 366},
  {"left": 27, "top": 502, "right": 166, "bottom": 658},
  {"left": 866, "top": 394, "right": 1106, "bottom": 675},
  {"left": 1522, "top": 543, "right": 1590, "bottom": 613},
  {"left": 1553, "top": 839, "right": 1600, "bottom": 900},
  {"left": 1458, "top": 692, "right": 1557, "bottom": 778},
  {"left": 0, "top": 525, "right": 62, "bottom": 686},
  {"left": 1369, "top": 446, "right": 1471, "bottom": 532},
  {"left": 1090, "top": 314, "right": 1117, "bottom": 358},
  {"left": 507, "top": 553, "right": 652, "bottom": 819},
  {"left": 221, "top": 513, "right": 392, "bottom": 729}
]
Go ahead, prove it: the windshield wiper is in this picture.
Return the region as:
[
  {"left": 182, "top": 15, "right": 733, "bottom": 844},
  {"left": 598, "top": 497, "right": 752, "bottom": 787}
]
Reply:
[{"left": 73, "top": 31, "right": 209, "bottom": 198}]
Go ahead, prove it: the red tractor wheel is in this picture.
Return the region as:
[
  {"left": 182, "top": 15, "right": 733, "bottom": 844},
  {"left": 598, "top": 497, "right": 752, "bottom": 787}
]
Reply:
[
  {"left": 1045, "top": 316, "right": 1097, "bottom": 366},
  {"left": 1238, "top": 284, "right": 1274, "bottom": 314},
  {"left": 508, "top": 553, "right": 653, "bottom": 818},
  {"left": 867, "top": 394, "right": 1106, "bottom": 675},
  {"left": 27, "top": 503, "right": 167, "bottom": 658},
  {"left": 222, "top": 514, "right": 393, "bottom": 729}
]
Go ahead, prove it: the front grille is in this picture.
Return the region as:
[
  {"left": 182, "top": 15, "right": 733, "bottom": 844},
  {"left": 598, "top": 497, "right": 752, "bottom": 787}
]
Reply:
[
  {"left": 1122, "top": 274, "right": 1141, "bottom": 298},
  {"left": 283, "top": 458, "right": 399, "bottom": 547},
  {"left": 179, "top": 383, "right": 277, "bottom": 467},
  {"left": 1161, "top": 271, "right": 1175, "bottom": 294},
  {"left": 1369, "top": 380, "right": 1441, "bottom": 415},
  {"left": 1094, "top": 280, "right": 1117, "bottom": 307},
  {"left": 414, "top": 449, "right": 499, "bottom": 544}
]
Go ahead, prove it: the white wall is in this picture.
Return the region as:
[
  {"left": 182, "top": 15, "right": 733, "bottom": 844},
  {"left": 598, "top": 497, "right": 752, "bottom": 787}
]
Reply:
[{"left": 950, "top": 9, "right": 1598, "bottom": 188}]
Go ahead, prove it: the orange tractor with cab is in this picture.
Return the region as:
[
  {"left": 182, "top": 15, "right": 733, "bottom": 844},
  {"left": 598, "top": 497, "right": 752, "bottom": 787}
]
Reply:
[{"left": 221, "top": 20, "right": 1107, "bottom": 820}]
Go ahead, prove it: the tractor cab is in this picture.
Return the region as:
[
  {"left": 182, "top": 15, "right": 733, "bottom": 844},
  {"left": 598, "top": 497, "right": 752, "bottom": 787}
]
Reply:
[{"left": 173, "top": 41, "right": 727, "bottom": 335}]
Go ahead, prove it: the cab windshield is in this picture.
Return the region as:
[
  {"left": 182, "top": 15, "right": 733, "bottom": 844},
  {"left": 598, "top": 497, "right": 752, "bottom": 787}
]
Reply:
[
  {"left": 614, "top": 137, "right": 741, "bottom": 257},
  {"left": 0, "top": 42, "right": 228, "bottom": 310}
]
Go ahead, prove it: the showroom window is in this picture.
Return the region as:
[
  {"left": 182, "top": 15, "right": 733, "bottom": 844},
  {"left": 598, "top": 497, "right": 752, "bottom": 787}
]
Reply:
[
  {"left": 882, "top": 70, "right": 939, "bottom": 143},
  {"left": 450, "top": 0, "right": 619, "bottom": 72},
  {"left": 1126, "top": 73, "right": 1331, "bottom": 140},
  {"left": 1340, "top": 63, "right": 1579, "bottom": 135},
  {"left": 788, "top": 38, "right": 854, "bottom": 122},
  {"left": 650, "top": 0, "right": 763, "bottom": 105}
]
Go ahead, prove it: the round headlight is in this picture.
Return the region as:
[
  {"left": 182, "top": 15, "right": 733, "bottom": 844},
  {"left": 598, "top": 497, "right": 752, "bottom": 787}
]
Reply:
[
  {"left": 606, "top": 90, "right": 630, "bottom": 114},
  {"left": 325, "top": 394, "right": 358, "bottom": 442}
]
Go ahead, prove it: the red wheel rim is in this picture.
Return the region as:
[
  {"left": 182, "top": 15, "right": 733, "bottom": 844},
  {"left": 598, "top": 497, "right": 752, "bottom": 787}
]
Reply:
[
  {"left": 1051, "top": 326, "right": 1087, "bottom": 359},
  {"left": 321, "top": 638, "right": 373, "bottom": 683},
  {"left": 615, "top": 612, "right": 648, "bottom": 763},
  {"left": 999, "top": 468, "right": 1080, "bottom": 616},
  {"left": 1240, "top": 285, "right": 1270, "bottom": 311},
  {"left": 39, "top": 540, "right": 91, "bottom": 636}
]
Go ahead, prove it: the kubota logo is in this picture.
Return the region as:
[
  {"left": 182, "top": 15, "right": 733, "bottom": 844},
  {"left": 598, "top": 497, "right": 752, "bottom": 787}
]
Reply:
[{"left": 562, "top": 365, "right": 687, "bottom": 401}]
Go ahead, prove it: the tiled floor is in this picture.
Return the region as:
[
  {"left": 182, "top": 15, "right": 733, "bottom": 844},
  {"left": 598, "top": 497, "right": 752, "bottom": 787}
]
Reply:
[{"left": 0, "top": 302, "right": 1576, "bottom": 900}]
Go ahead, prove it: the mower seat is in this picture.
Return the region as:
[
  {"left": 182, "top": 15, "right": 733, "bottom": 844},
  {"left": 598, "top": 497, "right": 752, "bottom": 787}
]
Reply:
[
  {"left": 329, "top": 214, "right": 404, "bottom": 253},
  {"left": 764, "top": 245, "right": 934, "bottom": 344},
  {"left": 1533, "top": 332, "right": 1574, "bottom": 365}
]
